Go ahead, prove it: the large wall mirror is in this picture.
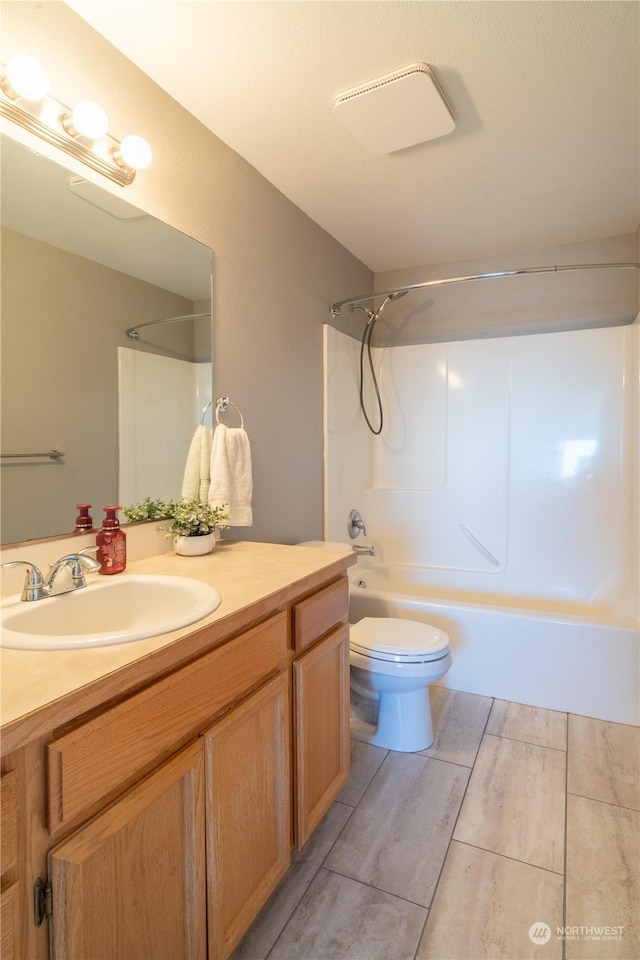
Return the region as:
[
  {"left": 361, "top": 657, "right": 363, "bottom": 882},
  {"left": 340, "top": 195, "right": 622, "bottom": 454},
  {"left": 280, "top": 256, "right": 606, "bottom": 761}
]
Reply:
[{"left": 1, "top": 133, "right": 213, "bottom": 545}]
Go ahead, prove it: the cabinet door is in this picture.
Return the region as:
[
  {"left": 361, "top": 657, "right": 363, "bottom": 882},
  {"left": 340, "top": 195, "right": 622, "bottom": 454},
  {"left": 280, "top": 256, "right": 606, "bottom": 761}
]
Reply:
[
  {"left": 205, "top": 673, "right": 290, "bottom": 960},
  {"left": 1, "top": 769, "right": 19, "bottom": 960},
  {"left": 0, "top": 883, "right": 19, "bottom": 960},
  {"left": 49, "top": 740, "right": 206, "bottom": 960},
  {"left": 293, "top": 623, "right": 350, "bottom": 848}
]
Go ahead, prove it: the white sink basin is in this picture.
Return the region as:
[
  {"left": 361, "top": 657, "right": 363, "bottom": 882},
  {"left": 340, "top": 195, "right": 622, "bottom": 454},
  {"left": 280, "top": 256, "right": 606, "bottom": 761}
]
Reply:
[{"left": 0, "top": 575, "right": 221, "bottom": 650}]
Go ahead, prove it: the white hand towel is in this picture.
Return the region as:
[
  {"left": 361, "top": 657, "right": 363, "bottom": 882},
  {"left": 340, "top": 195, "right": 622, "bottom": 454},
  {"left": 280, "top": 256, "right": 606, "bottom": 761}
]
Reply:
[
  {"left": 181, "top": 425, "right": 212, "bottom": 502},
  {"left": 209, "top": 423, "right": 253, "bottom": 526}
]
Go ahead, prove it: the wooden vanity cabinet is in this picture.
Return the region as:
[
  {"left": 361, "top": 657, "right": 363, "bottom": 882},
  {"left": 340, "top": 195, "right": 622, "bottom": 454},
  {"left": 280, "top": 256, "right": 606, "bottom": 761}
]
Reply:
[
  {"left": 47, "top": 673, "right": 291, "bottom": 960},
  {"left": 1, "top": 562, "right": 353, "bottom": 960}
]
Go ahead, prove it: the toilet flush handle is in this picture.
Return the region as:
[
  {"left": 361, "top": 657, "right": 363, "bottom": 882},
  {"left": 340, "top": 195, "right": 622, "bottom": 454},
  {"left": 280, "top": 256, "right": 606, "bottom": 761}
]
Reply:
[{"left": 348, "top": 509, "right": 368, "bottom": 539}]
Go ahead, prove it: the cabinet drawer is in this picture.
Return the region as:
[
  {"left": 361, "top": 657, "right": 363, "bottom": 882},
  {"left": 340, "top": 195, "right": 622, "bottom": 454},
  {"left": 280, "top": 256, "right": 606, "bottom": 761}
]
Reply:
[
  {"left": 47, "top": 611, "right": 288, "bottom": 832},
  {"left": 293, "top": 578, "right": 349, "bottom": 653},
  {"left": 1, "top": 770, "right": 17, "bottom": 875}
]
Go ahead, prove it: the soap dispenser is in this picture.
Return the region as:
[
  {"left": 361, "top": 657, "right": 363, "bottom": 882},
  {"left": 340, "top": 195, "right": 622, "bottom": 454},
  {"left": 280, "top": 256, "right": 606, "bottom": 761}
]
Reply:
[
  {"left": 74, "top": 503, "right": 93, "bottom": 533},
  {"left": 96, "top": 506, "right": 126, "bottom": 575}
]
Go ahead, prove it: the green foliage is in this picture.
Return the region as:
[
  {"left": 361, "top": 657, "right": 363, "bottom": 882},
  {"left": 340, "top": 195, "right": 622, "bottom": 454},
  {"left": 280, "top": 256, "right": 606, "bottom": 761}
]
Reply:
[
  {"left": 167, "top": 499, "right": 230, "bottom": 538},
  {"left": 123, "top": 497, "right": 176, "bottom": 522},
  {"left": 123, "top": 497, "right": 230, "bottom": 537}
]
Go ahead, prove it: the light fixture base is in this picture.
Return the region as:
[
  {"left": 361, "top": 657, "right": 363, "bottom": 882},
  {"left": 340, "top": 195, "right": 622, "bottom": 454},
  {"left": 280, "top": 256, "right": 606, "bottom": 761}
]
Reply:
[
  {"left": 0, "top": 96, "right": 134, "bottom": 186},
  {"left": 0, "top": 95, "right": 136, "bottom": 187}
]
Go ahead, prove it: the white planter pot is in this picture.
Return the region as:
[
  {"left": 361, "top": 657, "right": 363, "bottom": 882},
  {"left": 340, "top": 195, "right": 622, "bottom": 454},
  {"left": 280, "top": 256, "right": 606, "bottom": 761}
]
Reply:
[{"left": 173, "top": 534, "right": 215, "bottom": 557}]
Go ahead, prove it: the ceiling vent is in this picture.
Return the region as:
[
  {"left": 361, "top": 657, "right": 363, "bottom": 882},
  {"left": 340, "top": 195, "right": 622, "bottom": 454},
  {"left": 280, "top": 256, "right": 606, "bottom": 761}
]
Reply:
[{"left": 333, "top": 63, "right": 455, "bottom": 155}]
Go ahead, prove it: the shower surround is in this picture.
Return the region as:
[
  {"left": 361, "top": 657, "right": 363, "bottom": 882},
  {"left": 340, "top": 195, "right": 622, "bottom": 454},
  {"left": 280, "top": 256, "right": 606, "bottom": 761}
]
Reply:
[{"left": 324, "top": 323, "right": 639, "bottom": 724}]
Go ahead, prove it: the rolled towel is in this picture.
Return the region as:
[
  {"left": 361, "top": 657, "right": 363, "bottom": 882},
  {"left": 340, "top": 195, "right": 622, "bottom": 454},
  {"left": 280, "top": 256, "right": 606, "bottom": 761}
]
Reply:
[
  {"left": 181, "top": 425, "right": 212, "bottom": 502},
  {"left": 209, "top": 423, "right": 253, "bottom": 526}
]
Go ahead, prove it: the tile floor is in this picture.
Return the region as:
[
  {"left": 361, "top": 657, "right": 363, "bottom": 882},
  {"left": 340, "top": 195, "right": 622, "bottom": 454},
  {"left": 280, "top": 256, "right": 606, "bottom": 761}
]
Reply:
[{"left": 233, "top": 688, "right": 639, "bottom": 960}]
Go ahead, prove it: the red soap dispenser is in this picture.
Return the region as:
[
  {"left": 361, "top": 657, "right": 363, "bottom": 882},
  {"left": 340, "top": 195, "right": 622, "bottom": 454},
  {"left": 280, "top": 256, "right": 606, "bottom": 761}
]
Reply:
[
  {"left": 96, "top": 506, "right": 127, "bottom": 575},
  {"left": 74, "top": 503, "right": 93, "bottom": 533}
]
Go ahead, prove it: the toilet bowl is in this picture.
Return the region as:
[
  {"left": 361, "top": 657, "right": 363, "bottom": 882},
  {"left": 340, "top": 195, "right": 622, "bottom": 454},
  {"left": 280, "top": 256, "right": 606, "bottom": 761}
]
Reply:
[
  {"left": 350, "top": 617, "right": 451, "bottom": 752},
  {"left": 298, "top": 542, "right": 452, "bottom": 752}
]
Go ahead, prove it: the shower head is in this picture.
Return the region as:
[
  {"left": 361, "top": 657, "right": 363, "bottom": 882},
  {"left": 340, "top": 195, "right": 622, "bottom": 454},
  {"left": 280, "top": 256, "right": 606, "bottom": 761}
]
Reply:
[
  {"left": 372, "top": 290, "right": 409, "bottom": 320},
  {"left": 348, "top": 289, "right": 408, "bottom": 315}
]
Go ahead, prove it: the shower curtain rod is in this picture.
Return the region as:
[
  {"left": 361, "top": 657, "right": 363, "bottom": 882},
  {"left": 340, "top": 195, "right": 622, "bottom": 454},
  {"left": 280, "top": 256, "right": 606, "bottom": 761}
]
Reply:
[
  {"left": 125, "top": 312, "right": 211, "bottom": 341},
  {"left": 330, "top": 262, "right": 640, "bottom": 318}
]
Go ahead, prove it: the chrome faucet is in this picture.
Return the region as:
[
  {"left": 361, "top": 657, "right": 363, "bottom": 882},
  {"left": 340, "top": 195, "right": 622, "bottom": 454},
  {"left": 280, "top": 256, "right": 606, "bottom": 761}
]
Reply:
[
  {"left": 2, "top": 547, "right": 101, "bottom": 601},
  {"left": 44, "top": 548, "right": 101, "bottom": 594},
  {"left": 348, "top": 509, "right": 368, "bottom": 539},
  {"left": 352, "top": 544, "right": 376, "bottom": 557}
]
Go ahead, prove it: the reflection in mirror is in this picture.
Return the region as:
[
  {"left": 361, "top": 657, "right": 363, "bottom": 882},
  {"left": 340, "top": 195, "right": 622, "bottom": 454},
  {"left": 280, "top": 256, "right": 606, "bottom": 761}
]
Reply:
[{"left": 0, "top": 133, "right": 213, "bottom": 545}]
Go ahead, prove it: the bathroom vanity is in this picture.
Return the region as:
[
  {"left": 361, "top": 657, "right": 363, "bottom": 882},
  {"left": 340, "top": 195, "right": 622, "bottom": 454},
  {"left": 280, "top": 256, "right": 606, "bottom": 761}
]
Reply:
[{"left": 0, "top": 541, "right": 355, "bottom": 959}]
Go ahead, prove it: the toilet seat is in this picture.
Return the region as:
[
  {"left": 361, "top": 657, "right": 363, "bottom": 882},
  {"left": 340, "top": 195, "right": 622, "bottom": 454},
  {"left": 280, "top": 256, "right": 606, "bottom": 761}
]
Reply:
[{"left": 350, "top": 617, "right": 450, "bottom": 663}]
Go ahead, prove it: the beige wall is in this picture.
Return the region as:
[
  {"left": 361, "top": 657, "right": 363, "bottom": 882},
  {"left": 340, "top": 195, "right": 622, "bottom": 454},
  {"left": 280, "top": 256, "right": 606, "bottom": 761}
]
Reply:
[
  {"left": 0, "top": 228, "right": 194, "bottom": 542},
  {"left": 0, "top": 1, "right": 372, "bottom": 545}
]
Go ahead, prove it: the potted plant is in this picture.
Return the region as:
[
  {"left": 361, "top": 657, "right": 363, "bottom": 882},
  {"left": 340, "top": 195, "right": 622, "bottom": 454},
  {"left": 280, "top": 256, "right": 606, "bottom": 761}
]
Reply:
[
  {"left": 167, "top": 499, "right": 230, "bottom": 556},
  {"left": 124, "top": 498, "right": 229, "bottom": 556}
]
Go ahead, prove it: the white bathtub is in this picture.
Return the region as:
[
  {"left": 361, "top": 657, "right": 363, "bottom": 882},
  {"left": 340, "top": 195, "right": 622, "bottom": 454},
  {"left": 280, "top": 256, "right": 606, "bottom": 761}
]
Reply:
[{"left": 349, "top": 566, "right": 639, "bottom": 726}]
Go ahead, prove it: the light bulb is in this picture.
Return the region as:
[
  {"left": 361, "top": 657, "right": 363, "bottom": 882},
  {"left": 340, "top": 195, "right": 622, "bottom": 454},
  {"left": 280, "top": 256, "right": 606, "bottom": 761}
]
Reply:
[
  {"left": 116, "top": 134, "right": 152, "bottom": 171},
  {"left": 69, "top": 100, "right": 108, "bottom": 139},
  {"left": 4, "top": 55, "right": 50, "bottom": 101}
]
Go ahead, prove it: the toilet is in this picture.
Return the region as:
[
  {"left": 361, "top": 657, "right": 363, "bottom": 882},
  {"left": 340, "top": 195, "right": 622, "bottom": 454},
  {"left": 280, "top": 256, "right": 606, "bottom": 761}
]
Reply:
[
  {"left": 299, "top": 542, "right": 452, "bottom": 752},
  {"left": 350, "top": 616, "right": 451, "bottom": 752}
]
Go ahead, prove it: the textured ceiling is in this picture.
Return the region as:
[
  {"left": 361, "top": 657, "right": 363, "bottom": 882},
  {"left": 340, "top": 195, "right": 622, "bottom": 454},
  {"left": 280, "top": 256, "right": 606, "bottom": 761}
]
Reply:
[{"left": 66, "top": 1, "right": 639, "bottom": 273}]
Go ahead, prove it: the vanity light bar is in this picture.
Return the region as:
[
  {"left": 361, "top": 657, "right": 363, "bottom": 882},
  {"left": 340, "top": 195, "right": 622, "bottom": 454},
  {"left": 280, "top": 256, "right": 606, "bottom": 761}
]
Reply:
[{"left": 0, "top": 56, "right": 151, "bottom": 187}]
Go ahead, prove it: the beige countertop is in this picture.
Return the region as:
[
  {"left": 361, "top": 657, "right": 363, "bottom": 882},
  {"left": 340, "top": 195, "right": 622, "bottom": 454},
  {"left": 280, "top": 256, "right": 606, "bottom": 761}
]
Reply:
[{"left": 1, "top": 540, "right": 354, "bottom": 755}]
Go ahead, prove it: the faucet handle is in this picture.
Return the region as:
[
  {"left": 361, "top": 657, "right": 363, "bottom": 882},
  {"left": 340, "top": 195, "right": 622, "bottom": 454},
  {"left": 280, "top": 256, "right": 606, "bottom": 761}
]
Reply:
[
  {"left": 78, "top": 546, "right": 100, "bottom": 570},
  {"left": 76, "top": 550, "right": 101, "bottom": 575},
  {"left": 50, "top": 553, "right": 101, "bottom": 586},
  {"left": 348, "top": 509, "right": 368, "bottom": 539},
  {"left": 1, "top": 561, "right": 46, "bottom": 601}
]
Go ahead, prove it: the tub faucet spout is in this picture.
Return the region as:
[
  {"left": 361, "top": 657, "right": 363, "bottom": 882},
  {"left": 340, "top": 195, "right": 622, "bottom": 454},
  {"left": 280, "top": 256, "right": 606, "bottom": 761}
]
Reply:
[{"left": 353, "top": 544, "right": 376, "bottom": 557}]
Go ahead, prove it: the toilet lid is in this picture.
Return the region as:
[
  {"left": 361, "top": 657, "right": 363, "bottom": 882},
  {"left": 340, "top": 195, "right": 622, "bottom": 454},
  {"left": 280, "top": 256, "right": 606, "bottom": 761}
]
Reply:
[{"left": 350, "top": 617, "right": 450, "bottom": 662}]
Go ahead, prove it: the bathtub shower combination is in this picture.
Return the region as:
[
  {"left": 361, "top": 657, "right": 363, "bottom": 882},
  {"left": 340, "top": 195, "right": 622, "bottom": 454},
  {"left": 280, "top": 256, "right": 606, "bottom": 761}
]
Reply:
[{"left": 325, "top": 321, "right": 639, "bottom": 727}]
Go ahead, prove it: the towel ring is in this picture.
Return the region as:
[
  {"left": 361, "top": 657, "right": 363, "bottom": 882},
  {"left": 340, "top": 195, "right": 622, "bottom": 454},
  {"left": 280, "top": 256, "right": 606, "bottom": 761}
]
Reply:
[{"left": 215, "top": 396, "right": 244, "bottom": 428}]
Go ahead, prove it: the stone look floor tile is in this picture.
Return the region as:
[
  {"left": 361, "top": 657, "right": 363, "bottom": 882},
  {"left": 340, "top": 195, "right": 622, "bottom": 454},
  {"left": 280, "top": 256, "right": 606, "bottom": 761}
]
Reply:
[
  {"left": 421, "top": 687, "right": 493, "bottom": 766},
  {"left": 336, "top": 739, "right": 387, "bottom": 807},
  {"left": 486, "top": 699, "right": 567, "bottom": 751},
  {"left": 565, "top": 794, "right": 640, "bottom": 960},
  {"left": 231, "top": 802, "right": 352, "bottom": 960},
  {"left": 454, "top": 734, "right": 565, "bottom": 873},
  {"left": 568, "top": 715, "right": 640, "bottom": 810},
  {"left": 417, "top": 841, "right": 563, "bottom": 960},
  {"left": 325, "top": 751, "right": 469, "bottom": 906},
  {"left": 269, "top": 868, "right": 427, "bottom": 960},
  {"left": 238, "top": 701, "right": 638, "bottom": 960}
]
